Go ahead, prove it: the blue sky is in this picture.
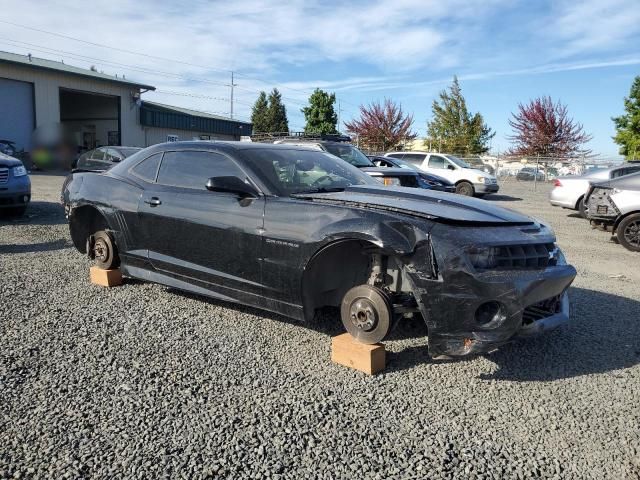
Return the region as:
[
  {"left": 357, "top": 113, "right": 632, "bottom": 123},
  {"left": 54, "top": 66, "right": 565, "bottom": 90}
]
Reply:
[{"left": 1, "top": 0, "right": 639, "bottom": 157}]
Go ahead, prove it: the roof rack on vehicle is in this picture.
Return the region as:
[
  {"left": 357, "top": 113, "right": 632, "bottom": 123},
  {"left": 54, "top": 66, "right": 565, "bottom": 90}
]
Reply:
[{"left": 250, "top": 131, "right": 352, "bottom": 143}]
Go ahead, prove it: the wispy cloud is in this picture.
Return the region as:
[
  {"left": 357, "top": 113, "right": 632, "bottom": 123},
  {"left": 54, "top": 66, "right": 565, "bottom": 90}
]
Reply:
[{"left": 546, "top": 0, "right": 640, "bottom": 56}]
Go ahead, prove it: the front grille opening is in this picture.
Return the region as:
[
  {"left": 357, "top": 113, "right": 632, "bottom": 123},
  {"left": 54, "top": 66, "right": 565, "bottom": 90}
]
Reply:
[
  {"left": 522, "top": 294, "right": 562, "bottom": 325},
  {"left": 495, "top": 243, "right": 556, "bottom": 269}
]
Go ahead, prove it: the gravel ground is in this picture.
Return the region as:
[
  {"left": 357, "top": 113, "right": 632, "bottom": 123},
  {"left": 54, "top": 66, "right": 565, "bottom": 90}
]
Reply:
[{"left": 1, "top": 174, "right": 639, "bottom": 479}]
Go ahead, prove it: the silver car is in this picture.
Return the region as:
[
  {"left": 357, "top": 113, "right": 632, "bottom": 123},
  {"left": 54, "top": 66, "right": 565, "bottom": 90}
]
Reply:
[
  {"left": 549, "top": 164, "right": 640, "bottom": 217},
  {"left": 586, "top": 171, "right": 640, "bottom": 252}
]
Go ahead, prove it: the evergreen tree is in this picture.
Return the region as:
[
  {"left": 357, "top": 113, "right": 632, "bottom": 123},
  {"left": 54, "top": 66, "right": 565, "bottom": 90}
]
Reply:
[
  {"left": 251, "top": 91, "right": 269, "bottom": 133},
  {"left": 302, "top": 88, "right": 338, "bottom": 134},
  {"left": 613, "top": 76, "right": 640, "bottom": 160},
  {"left": 266, "top": 88, "right": 289, "bottom": 133},
  {"left": 425, "top": 77, "right": 494, "bottom": 155}
]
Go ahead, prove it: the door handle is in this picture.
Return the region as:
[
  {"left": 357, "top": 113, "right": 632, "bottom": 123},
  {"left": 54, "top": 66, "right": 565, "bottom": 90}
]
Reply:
[{"left": 144, "top": 197, "right": 162, "bottom": 206}]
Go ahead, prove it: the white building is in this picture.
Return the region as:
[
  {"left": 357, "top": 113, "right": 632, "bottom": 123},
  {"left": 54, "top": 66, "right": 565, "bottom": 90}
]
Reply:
[{"left": 0, "top": 51, "right": 252, "bottom": 154}]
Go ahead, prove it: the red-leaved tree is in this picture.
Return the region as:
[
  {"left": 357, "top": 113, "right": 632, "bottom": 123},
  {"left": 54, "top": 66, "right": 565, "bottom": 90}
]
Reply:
[
  {"left": 508, "top": 96, "right": 592, "bottom": 157},
  {"left": 344, "top": 99, "right": 416, "bottom": 152}
]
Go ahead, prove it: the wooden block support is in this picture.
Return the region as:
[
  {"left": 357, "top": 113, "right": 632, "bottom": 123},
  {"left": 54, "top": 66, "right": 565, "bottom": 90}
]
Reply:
[
  {"left": 331, "top": 333, "right": 386, "bottom": 375},
  {"left": 90, "top": 266, "right": 123, "bottom": 287}
]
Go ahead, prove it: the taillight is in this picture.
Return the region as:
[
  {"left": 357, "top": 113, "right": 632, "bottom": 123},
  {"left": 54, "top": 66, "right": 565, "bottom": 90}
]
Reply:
[
  {"left": 383, "top": 177, "right": 401, "bottom": 186},
  {"left": 553, "top": 179, "right": 562, "bottom": 187}
]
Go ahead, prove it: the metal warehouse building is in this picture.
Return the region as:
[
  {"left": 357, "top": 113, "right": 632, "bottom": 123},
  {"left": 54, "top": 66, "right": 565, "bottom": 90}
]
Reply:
[{"left": 0, "top": 51, "right": 252, "bottom": 154}]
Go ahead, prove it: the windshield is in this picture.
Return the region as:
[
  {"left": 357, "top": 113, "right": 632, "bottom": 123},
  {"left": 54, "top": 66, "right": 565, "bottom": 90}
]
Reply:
[
  {"left": 444, "top": 155, "right": 471, "bottom": 168},
  {"left": 241, "top": 148, "right": 377, "bottom": 196},
  {"left": 323, "top": 143, "right": 373, "bottom": 167}
]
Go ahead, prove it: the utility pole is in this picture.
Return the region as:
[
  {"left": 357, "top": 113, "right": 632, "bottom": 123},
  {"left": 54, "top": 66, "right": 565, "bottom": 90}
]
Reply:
[
  {"left": 337, "top": 99, "right": 342, "bottom": 134},
  {"left": 229, "top": 71, "right": 238, "bottom": 119}
]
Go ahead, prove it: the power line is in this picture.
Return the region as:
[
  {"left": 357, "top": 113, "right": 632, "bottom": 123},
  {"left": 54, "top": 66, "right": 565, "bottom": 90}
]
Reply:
[
  {"left": 0, "top": 21, "right": 317, "bottom": 103},
  {"left": 0, "top": 20, "right": 363, "bottom": 112},
  {"left": 0, "top": 37, "right": 310, "bottom": 118}
]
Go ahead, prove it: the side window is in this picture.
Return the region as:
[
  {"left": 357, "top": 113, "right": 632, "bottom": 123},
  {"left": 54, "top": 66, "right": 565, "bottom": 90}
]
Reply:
[
  {"left": 428, "top": 155, "right": 446, "bottom": 169},
  {"left": 131, "top": 153, "right": 163, "bottom": 182},
  {"left": 386, "top": 153, "right": 404, "bottom": 159},
  {"left": 92, "top": 148, "right": 106, "bottom": 161},
  {"left": 402, "top": 154, "right": 427, "bottom": 165},
  {"left": 156, "top": 151, "right": 245, "bottom": 190},
  {"left": 105, "top": 148, "right": 123, "bottom": 162}
]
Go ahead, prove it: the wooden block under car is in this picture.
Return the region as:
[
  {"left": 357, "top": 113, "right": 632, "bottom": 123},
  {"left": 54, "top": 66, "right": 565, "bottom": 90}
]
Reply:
[
  {"left": 331, "top": 333, "right": 386, "bottom": 375},
  {"left": 89, "top": 266, "right": 123, "bottom": 287}
]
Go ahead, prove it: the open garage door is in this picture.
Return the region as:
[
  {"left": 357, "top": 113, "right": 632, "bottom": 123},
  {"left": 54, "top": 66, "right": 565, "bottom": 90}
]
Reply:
[
  {"left": 0, "top": 77, "right": 35, "bottom": 153},
  {"left": 59, "top": 88, "right": 120, "bottom": 151}
]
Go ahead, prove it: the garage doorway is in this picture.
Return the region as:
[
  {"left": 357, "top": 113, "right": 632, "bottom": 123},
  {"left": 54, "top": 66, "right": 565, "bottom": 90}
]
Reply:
[
  {"left": 0, "top": 77, "right": 35, "bottom": 153},
  {"left": 59, "top": 88, "right": 121, "bottom": 153}
]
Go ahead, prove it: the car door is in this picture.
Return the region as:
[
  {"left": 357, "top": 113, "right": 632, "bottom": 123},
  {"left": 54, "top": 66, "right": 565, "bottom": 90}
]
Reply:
[
  {"left": 424, "top": 154, "right": 456, "bottom": 181},
  {"left": 137, "top": 149, "right": 265, "bottom": 301}
]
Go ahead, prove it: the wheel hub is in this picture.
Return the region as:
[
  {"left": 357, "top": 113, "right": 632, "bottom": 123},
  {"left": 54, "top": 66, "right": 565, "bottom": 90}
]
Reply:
[
  {"left": 349, "top": 298, "right": 378, "bottom": 331},
  {"left": 94, "top": 238, "right": 109, "bottom": 262}
]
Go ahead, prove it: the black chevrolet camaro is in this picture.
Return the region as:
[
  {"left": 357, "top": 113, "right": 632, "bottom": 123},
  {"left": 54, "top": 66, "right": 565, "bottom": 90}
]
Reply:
[{"left": 62, "top": 141, "right": 576, "bottom": 358}]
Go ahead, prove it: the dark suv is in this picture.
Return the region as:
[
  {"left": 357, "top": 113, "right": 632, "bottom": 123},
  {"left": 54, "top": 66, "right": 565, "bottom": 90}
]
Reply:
[{"left": 0, "top": 152, "right": 31, "bottom": 216}]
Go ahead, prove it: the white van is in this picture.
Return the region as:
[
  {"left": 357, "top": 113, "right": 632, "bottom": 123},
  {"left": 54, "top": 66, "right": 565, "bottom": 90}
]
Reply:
[{"left": 384, "top": 152, "right": 499, "bottom": 197}]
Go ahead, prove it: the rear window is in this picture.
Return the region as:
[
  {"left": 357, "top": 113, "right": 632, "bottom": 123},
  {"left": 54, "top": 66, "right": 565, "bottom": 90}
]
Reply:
[{"left": 76, "top": 148, "right": 113, "bottom": 171}]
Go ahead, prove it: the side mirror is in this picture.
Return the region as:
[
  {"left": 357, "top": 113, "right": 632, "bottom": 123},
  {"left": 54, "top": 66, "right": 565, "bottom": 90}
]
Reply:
[
  {"left": 206, "top": 176, "right": 258, "bottom": 198},
  {"left": 447, "top": 164, "right": 456, "bottom": 170}
]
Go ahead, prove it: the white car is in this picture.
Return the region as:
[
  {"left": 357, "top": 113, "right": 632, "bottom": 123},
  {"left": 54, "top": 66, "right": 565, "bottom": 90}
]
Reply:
[
  {"left": 549, "top": 164, "right": 640, "bottom": 218},
  {"left": 384, "top": 152, "right": 498, "bottom": 197}
]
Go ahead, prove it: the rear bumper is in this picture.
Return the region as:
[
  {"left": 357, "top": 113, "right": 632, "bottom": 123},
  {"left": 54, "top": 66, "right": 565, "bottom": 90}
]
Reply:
[{"left": 549, "top": 188, "right": 578, "bottom": 209}]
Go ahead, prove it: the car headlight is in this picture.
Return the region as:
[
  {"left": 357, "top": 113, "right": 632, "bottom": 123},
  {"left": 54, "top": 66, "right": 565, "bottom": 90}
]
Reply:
[
  {"left": 13, "top": 165, "right": 27, "bottom": 177},
  {"left": 612, "top": 188, "right": 623, "bottom": 194},
  {"left": 477, "top": 176, "right": 490, "bottom": 184}
]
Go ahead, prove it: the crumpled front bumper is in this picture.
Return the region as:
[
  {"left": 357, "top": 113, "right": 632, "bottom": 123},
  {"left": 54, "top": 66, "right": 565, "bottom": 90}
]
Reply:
[{"left": 407, "top": 263, "right": 576, "bottom": 359}]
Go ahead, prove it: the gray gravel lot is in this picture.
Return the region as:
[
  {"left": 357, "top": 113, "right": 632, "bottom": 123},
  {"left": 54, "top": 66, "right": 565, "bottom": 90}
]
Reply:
[{"left": 1, "top": 174, "right": 639, "bottom": 479}]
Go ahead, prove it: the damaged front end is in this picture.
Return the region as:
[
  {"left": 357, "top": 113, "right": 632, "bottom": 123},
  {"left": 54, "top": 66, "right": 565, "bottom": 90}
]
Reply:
[{"left": 402, "top": 220, "right": 576, "bottom": 358}]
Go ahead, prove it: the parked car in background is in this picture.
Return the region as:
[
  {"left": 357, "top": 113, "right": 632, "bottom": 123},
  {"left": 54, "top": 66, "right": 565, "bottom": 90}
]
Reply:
[
  {"left": 0, "top": 152, "right": 31, "bottom": 216},
  {"left": 370, "top": 155, "right": 456, "bottom": 192},
  {"left": 74, "top": 146, "right": 142, "bottom": 171},
  {"left": 62, "top": 141, "right": 576, "bottom": 358},
  {"left": 549, "top": 164, "right": 640, "bottom": 218},
  {"left": 463, "top": 157, "right": 495, "bottom": 175},
  {"left": 0, "top": 139, "right": 17, "bottom": 157},
  {"left": 516, "top": 167, "right": 545, "bottom": 182},
  {"left": 586, "top": 171, "right": 640, "bottom": 252},
  {"left": 273, "top": 138, "right": 432, "bottom": 190},
  {"left": 384, "top": 152, "right": 499, "bottom": 197}
]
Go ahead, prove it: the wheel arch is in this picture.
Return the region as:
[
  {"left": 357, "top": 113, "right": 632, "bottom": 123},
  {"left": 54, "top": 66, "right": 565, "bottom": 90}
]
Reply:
[
  {"left": 614, "top": 210, "right": 640, "bottom": 231},
  {"left": 68, "top": 204, "right": 111, "bottom": 253},
  {"left": 301, "top": 237, "right": 400, "bottom": 321}
]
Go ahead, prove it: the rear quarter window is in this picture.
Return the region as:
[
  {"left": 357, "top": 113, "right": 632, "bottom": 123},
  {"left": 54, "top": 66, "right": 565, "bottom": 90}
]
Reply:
[{"left": 130, "top": 153, "right": 163, "bottom": 182}]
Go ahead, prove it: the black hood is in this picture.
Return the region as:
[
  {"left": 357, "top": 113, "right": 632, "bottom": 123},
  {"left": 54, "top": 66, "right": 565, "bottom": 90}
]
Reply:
[
  {"left": 0, "top": 153, "right": 22, "bottom": 168},
  {"left": 293, "top": 184, "right": 535, "bottom": 225}
]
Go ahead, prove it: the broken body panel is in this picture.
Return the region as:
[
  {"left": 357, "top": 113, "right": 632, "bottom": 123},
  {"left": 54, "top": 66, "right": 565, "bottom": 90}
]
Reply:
[{"left": 62, "top": 142, "right": 576, "bottom": 358}]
